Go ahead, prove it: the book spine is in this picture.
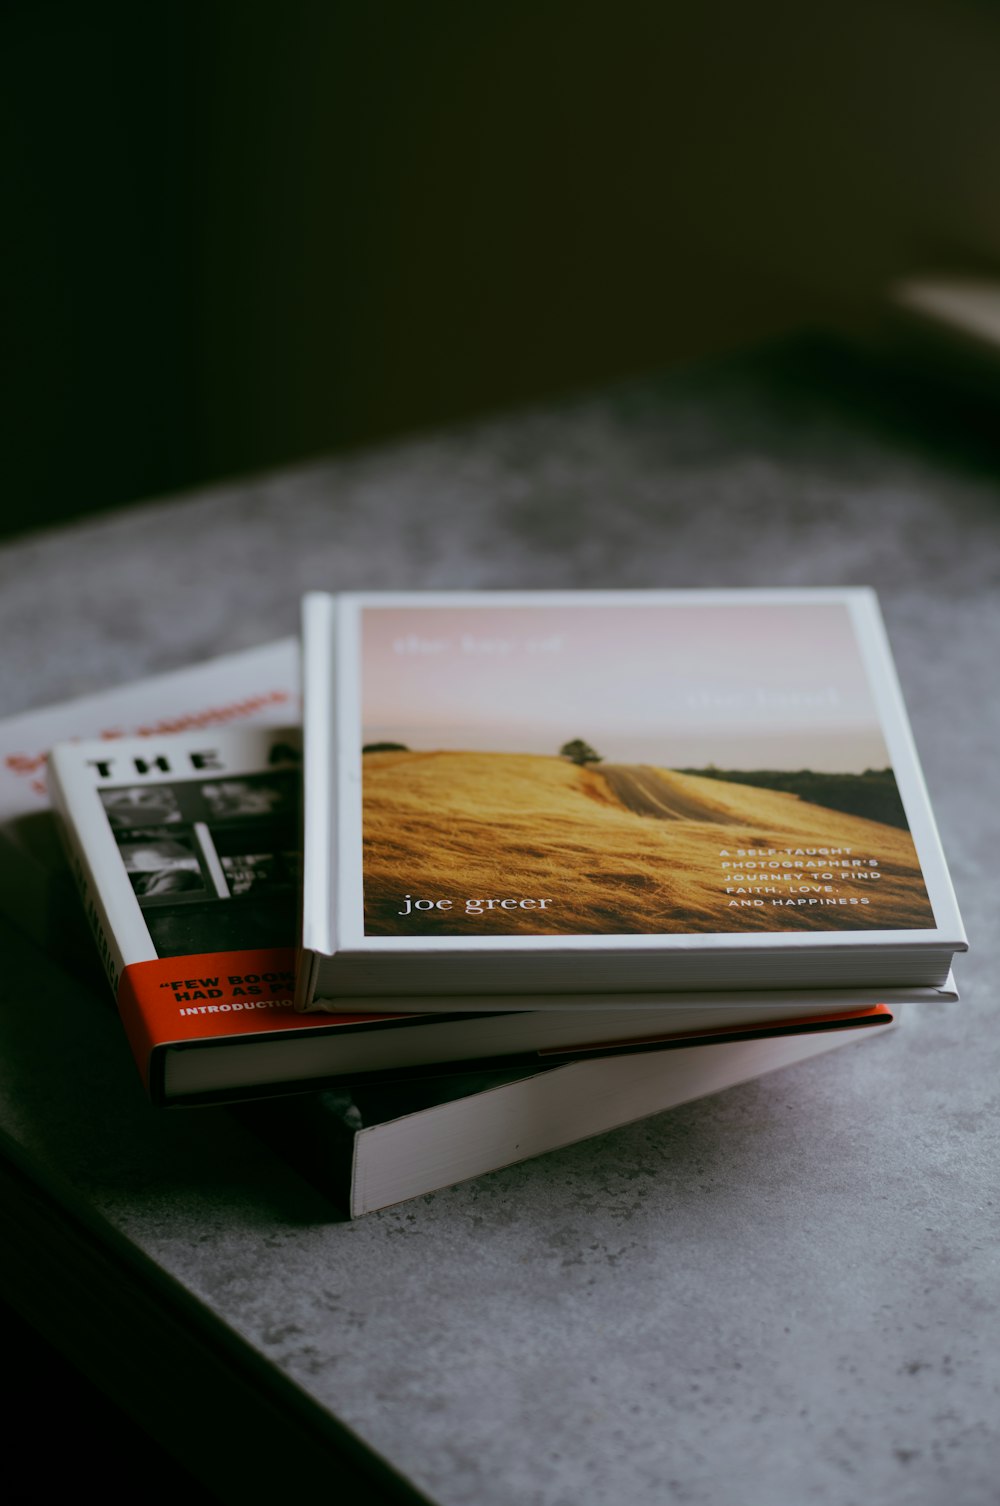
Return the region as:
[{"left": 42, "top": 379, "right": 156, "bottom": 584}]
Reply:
[
  {"left": 350, "top": 1023, "right": 898, "bottom": 1215},
  {"left": 298, "top": 591, "right": 338, "bottom": 1005},
  {"left": 47, "top": 749, "right": 162, "bottom": 1094},
  {"left": 48, "top": 727, "right": 307, "bottom": 1102},
  {"left": 46, "top": 754, "right": 127, "bottom": 999}
]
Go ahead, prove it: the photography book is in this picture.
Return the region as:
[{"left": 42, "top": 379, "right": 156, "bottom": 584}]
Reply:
[
  {"left": 0, "top": 637, "right": 299, "bottom": 955},
  {"left": 298, "top": 588, "right": 966, "bottom": 1009},
  {"left": 245, "top": 1022, "right": 898, "bottom": 1218},
  {"left": 46, "top": 724, "right": 903, "bottom": 1106}
]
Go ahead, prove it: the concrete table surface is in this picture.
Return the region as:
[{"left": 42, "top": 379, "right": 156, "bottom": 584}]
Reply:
[{"left": 1, "top": 340, "right": 997, "bottom": 1505}]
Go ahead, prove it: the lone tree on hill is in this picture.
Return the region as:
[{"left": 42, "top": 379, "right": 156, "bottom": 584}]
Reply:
[{"left": 560, "top": 738, "right": 603, "bottom": 766}]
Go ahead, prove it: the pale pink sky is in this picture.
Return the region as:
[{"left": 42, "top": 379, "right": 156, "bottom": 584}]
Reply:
[{"left": 361, "top": 602, "right": 890, "bottom": 772}]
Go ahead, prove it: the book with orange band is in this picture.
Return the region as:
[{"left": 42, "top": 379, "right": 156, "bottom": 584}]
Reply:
[{"left": 46, "top": 725, "right": 918, "bottom": 1107}]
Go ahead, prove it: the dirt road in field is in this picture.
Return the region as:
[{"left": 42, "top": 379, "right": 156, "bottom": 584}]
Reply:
[{"left": 598, "top": 765, "right": 732, "bottom": 822}]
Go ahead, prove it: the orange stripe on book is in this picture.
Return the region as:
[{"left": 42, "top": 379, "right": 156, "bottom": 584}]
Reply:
[{"left": 116, "top": 948, "right": 399, "bottom": 1090}]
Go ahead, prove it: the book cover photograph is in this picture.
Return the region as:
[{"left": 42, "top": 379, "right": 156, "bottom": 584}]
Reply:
[
  {"left": 99, "top": 761, "right": 301, "bottom": 959},
  {"left": 45, "top": 726, "right": 377, "bottom": 1104},
  {"left": 357, "top": 594, "right": 938, "bottom": 941}
]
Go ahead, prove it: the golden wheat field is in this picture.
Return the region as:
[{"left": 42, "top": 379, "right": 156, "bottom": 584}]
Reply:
[{"left": 361, "top": 750, "right": 935, "bottom": 937}]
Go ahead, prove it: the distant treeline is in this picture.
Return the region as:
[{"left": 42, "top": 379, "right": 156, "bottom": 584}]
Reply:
[{"left": 678, "top": 766, "right": 910, "bottom": 829}]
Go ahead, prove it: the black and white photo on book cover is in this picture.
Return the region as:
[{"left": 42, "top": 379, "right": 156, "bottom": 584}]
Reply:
[
  {"left": 97, "top": 764, "right": 300, "bottom": 958},
  {"left": 347, "top": 592, "right": 948, "bottom": 941}
]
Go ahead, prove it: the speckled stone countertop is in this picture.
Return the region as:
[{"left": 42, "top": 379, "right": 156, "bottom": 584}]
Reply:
[{"left": 1, "top": 341, "right": 997, "bottom": 1505}]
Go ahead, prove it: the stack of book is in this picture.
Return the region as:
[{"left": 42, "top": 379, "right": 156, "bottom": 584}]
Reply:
[{"left": 13, "top": 589, "right": 964, "bottom": 1214}]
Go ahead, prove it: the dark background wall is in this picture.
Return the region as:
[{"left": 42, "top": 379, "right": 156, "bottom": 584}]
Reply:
[{"left": 5, "top": 0, "right": 1000, "bottom": 540}]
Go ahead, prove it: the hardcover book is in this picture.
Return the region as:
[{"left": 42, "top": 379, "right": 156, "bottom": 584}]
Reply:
[
  {"left": 46, "top": 725, "right": 904, "bottom": 1106},
  {"left": 299, "top": 588, "right": 966, "bottom": 1008},
  {"left": 245, "top": 1022, "right": 898, "bottom": 1217}
]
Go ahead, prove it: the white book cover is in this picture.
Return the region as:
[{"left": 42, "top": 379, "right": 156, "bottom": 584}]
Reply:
[
  {"left": 0, "top": 639, "right": 299, "bottom": 952},
  {"left": 300, "top": 588, "right": 966, "bottom": 1007}
]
